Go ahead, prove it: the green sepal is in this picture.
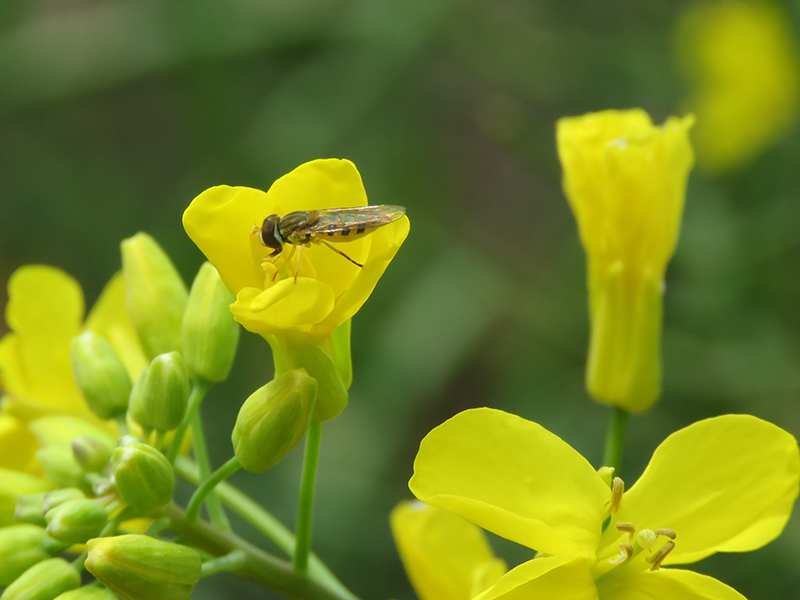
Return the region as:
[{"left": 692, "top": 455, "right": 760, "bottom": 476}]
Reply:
[
  {"left": 0, "top": 469, "right": 53, "bottom": 527},
  {"left": 14, "top": 493, "right": 48, "bottom": 527},
  {"left": 232, "top": 369, "right": 317, "bottom": 473},
  {"left": 326, "top": 319, "right": 352, "bottom": 389},
  {"left": 0, "top": 557, "right": 80, "bottom": 600},
  {"left": 112, "top": 443, "right": 174, "bottom": 516},
  {"left": 34, "top": 446, "right": 84, "bottom": 490},
  {"left": 128, "top": 352, "right": 190, "bottom": 433},
  {"left": 86, "top": 534, "right": 201, "bottom": 600},
  {"left": 42, "top": 488, "right": 86, "bottom": 515},
  {"left": 0, "top": 524, "right": 49, "bottom": 587},
  {"left": 53, "top": 586, "right": 118, "bottom": 600},
  {"left": 71, "top": 436, "right": 113, "bottom": 474},
  {"left": 45, "top": 499, "right": 108, "bottom": 545},
  {"left": 70, "top": 331, "right": 132, "bottom": 420}
]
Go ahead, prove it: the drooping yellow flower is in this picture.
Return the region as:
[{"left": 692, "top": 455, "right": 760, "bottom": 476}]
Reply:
[
  {"left": 410, "top": 408, "right": 799, "bottom": 600},
  {"left": 557, "top": 110, "right": 694, "bottom": 412},
  {"left": 391, "top": 501, "right": 506, "bottom": 600},
  {"left": 676, "top": 0, "right": 800, "bottom": 173},
  {"left": 183, "top": 159, "right": 409, "bottom": 421},
  {"left": 0, "top": 266, "right": 146, "bottom": 473}
]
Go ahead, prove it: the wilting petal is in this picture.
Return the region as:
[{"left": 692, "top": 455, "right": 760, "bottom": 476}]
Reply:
[
  {"left": 410, "top": 408, "right": 610, "bottom": 556},
  {"left": 474, "top": 553, "right": 598, "bottom": 600},
  {"left": 616, "top": 414, "right": 800, "bottom": 564},
  {"left": 391, "top": 501, "right": 505, "bottom": 600},
  {"left": 598, "top": 567, "right": 746, "bottom": 600}
]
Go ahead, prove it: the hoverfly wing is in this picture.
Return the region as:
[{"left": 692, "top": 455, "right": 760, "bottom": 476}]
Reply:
[{"left": 302, "top": 205, "right": 406, "bottom": 237}]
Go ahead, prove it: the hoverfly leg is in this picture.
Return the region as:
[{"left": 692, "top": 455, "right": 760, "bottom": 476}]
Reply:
[
  {"left": 293, "top": 245, "right": 305, "bottom": 284},
  {"left": 320, "top": 240, "right": 363, "bottom": 268},
  {"left": 271, "top": 245, "right": 296, "bottom": 281}
]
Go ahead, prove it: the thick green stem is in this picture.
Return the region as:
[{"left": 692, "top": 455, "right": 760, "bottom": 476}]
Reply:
[
  {"left": 201, "top": 550, "right": 247, "bottom": 578},
  {"left": 160, "top": 503, "right": 360, "bottom": 600},
  {"left": 167, "top": 379, "right": 211, "bottom": 464},
  {"left": 174, "top": 458, "right": 353, "bottom": 598},
  {"left": 293, "top": 420, "right": 322, "bottom": 575},
  {"left": 190, "top": 408, "right": 231, "bottom": 530},
  {"left": 602, "top": 407, "right": 629, "bottom": 474},
  {"left": 186, "top": 456, "right": 241, "bottom": 522}
]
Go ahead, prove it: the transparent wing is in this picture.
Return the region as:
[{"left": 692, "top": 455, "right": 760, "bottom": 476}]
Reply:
[{"left": 304, "top": 205, "right": 406, "bottom": 234}]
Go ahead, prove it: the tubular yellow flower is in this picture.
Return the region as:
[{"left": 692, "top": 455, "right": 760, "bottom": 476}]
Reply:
[
  {"left": 391, "top": 501, "right": 506, "bottom": 600},
  {"left": 557, "top": 109, "right": 694, "bottom": 412},
  {"left": 676, "top": 0, "right": 800, "bottom": 173},
  {"left": 183, "top": 158, "right": 409, "bottom": 421},
  {"left": 410, "top": 408, "right": 799, "bottom": 600}
]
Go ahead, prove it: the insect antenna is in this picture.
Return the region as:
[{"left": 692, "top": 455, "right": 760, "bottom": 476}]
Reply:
[{"left": 320, "top": 240, "right": 364, "bottom": 268}]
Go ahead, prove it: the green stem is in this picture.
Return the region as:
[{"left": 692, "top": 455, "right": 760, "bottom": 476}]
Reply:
[
  {"left": 174, "top": 458, "right": 353, "bottom": 599},
  {"left": 160, "top": 503, "right": 360, "bottom": 600},
  {"left": 602, "top": 407, "right": 629, "bottom": 474},
  {"left": 71, "top": 551, "right": 88, "bottom": 572},
  {"left": 190, "top": 403, "right": 231, "bottom": 530},
  {"left": 201, "top": 550, "right": 247, "bottom": 578},
  {"left": 293, "top": 420, "right": 322, "bottom": 575},
  {"left": 167, "top": 379, "right": 211, "bottom": 464},
  {"left": 186, "top": 456, "right": 242, "bottom": 523}
]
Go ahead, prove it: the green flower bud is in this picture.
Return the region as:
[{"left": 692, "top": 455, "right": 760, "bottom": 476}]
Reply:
[
  {"left": 121, "top": 233, "right": 188, "bottom": 360},
  {"left": 45, "top": 499, "right": 108, "bottom": 545},
  {"left": 0, "top": 525, "right": 49, "bottom": 587},
  {"left": 14, "top": 493, "right": 48, "bottom": 526},
  {"left": 232, "top": 369, "right": 317, "bottom": 473},
  {"left": 111, "top": 443, "right": 174, "bottom": 515},
  {"left": 0, "top": 470, "right": 53, "bottom": 526},
  {"left": 182, "top": 262, "right": 239, "bottom": 383},
  {"left": 70, "top": 332, "right": 132, "bottom": 420},
  {"left": 53, "top": 586, "right": 118, "bottom": 600},
  {"left": 115, "top": 435, "right": 140, "bottom": 449},
  {"left": 0, "top": 557, "right": 80, "bottom": 600},
  {"left": 71, "top": 436, "right": 113, "bottom": 473},
  {"left": 42, "top": 488, "right": 86, "bottom": 515},
  {"left": 86, "top": 535, "right": 200, "bottom": 600},
  {"left": 35, "top": 445, "right": 84, "bottom": 489},
  {"left": 128, "top": 353, "right": 190, "bottom": 433}
]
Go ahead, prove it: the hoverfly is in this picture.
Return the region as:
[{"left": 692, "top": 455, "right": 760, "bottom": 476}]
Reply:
[{"left": 253, "top": 205, "right": 406, "bottom": 280}]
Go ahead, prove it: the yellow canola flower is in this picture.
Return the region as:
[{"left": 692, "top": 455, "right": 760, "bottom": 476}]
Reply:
[
  {"left": 183, "top": 158, "right": 409, "bottom": 421},
  {"left": 391, "top": 501, "right": 506, "bottom": 600},
  {"left": 557, "top": 109, "right": 694, "bottom": 412},
  {"left": 676, "top": 0, "right": 800, "bottom": 173},
  {"left": 0, "top": 266, "right": 147, "bottom": 473},
  {"left": 410, "top": 408, "right": 799, "bottom": 600}
]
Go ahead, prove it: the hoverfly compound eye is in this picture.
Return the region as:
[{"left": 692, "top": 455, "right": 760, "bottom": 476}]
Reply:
[{"left": 259, "top": 215, "right": 284, "bottom": 253}]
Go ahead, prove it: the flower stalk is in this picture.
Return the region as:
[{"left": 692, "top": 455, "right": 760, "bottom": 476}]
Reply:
[{"left": 294, "top": 420, "right": 322, "bottom": 575}]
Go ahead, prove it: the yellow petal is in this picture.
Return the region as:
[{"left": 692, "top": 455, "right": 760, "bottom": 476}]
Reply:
[
  {"left": 0, "top": 411, "right": 39, "bottom": 473},
  {"left": 184, "top": 185, "right": 276, "bottom": 295},
  {"left": 598, "top": 568, "right": 746, "bottom": 600},
  {"left": 267, "top": 159, "right": 368, "bottom": 213},
  {"left": 85, "top": 272, "right": 148, "bottom": 380},
  {"left": 28, "top": 415, "right": 116, "bottom": 448},
  {"left": 616, "top": 414, "right": 800, "bottom": 564},
  {"left": 473, "top": 553, "right": 598, "bottom": 600},
  {"left": 391, "top": 501, "right": 505, "bottom": 600},
  {"left": 230, "top": 280, "right": 335, "bottom": 337},
  {"left": 0, "top": 266, "right": 87, "bottom": 419},
  {"left": 410, "top": 408, "right": 610, "bottom": 556}
]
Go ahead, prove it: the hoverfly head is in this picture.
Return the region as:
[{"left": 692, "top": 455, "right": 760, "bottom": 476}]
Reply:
[{"left": 258, "top": 214, "right": 284, "bottom": 255}]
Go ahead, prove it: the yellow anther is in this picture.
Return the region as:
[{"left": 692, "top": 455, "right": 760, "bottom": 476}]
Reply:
[
  {"left": 655, "top": 528, "right": 677, "bottom": 540},
  {"left": 604, "top": 477, "right": 625, "bottom": 515},
  {"left": 646, "top": 541, "right": 676, "bottom": 571},
  {"left": 609, "top": 542, "right": 633, "bottom": 565},
  {"left": 615, "top": 522, "right": 635, "bottom": 544}
]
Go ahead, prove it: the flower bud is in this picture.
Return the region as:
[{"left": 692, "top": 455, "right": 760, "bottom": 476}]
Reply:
[
  {"left": 182, "top": 262, "right": 239, "bottom": 384},
  {"left": 70, "top": 331, "right": 132, "bottom": 420},
  {"left": 54, "top": 587, "right": 118, "bottom": 600},
  {"left": 46, "top": 499, "right": 108, "bottom": 545},
  {"left": 71, "top": 436, "right": 113, "bottom": 473},
  {"left": 0, "top": 524, "right": 49, "bottom": 587},
  {"left": 0, "top": 557, "right": 80, "bottom": 600},
  {"left": 28, "top": 416, "right": 115, "bottom": 451},
  {"left": 232, "top": 369, "right": 317, "bottom": 473},
  {"left": 35, "top": 445, "right": 84, "bottom": 489},
  {"left": 128, "top": 352, "right": 190, "bottom": 433},
  {"left": 0, "top": 469, "right": 54, "bottom": 526},
  {"left": 112, "top": 443, "right": 174, "bottom": 515},
  {"left": 42, "top": 488, "right": 86, "bottom": 515},
  {"left": 121, "top": 233, "right": 188, "bottom": 360},
  {"left": 14, "top": 493, "right": 48, "bottom": 526},
  {"left": 86, "top": 534, "right": 201, "bottom": 600}
]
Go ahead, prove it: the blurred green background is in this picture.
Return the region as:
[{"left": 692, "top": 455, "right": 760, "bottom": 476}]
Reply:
[{"left": 2, "top": 1, "right": 800, "bottom": 598}]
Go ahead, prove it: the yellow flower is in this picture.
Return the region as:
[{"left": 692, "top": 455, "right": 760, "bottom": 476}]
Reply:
[
  {"left": 410, "top": 408, "right": 799, "bottom": 600},
  {"left": 183, "top": 158, "right": 409, "bottom": 421},
  {"left": 391, "top": 501, "right": 506, "bottom": 600},
  {"left": 0, "top": 266, "right": 146, "bottom": 472},
  {"left": 557, "top": 109, "right": 694, "bottom": 412},
  {"left": 676, "top": 0, "right": 800, "bottom": 173}
]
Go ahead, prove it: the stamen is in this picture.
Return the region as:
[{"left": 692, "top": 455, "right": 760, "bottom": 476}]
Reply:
[
  {"left": 615, "top": 522, "right": 635, "bottom": 544},
  {"left": 646, "top": 541, "right": 676, "bottom": 571},
  {"left": 655, "top": 528, "right": 677, "bottom": 540},
  {"left": 609, "top": 542, "right": 633, "bottom": 565},
  {"left": 604, "top": 477, "right": 625, "bottom": 515}
]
